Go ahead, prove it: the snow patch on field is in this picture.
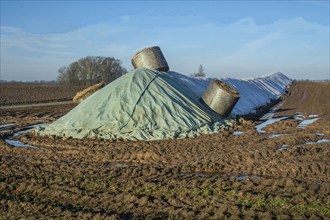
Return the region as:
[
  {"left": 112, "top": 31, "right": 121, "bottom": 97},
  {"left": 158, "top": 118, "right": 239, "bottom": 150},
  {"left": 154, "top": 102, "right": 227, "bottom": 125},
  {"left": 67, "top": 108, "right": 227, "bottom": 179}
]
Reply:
[{"left": 170, "top": 71, "right": 292, "bottom": 116}]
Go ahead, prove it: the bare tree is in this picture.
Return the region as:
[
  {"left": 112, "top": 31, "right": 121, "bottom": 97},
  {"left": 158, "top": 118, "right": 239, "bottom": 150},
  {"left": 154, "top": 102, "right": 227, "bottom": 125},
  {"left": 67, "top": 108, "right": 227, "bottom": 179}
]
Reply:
[
  {"left": 190, "top": 64, "right": 206, "bottom": 77},
  {"left": 57, "top": 67, "right": 69, "bottom": 85},
  {"left": 57, "top": 56, "right": 127, "bottom": 86}
]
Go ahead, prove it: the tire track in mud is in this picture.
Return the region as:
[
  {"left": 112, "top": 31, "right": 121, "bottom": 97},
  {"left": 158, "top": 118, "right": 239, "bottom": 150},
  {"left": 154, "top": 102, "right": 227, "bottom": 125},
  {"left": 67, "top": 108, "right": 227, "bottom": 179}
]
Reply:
[{"left": 0, "top": 101, "right": 74, "bottom": 110}]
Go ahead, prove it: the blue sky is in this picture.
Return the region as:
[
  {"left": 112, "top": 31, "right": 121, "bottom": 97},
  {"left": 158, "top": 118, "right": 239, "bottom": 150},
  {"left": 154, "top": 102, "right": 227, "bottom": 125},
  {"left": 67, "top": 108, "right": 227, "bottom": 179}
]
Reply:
[{"left": 1, "top": 1, "right": 329, "bottom": 81}]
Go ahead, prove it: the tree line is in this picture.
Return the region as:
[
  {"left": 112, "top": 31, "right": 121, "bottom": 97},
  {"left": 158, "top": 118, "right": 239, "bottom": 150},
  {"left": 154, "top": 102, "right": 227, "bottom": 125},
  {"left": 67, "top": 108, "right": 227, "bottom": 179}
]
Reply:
[
  {"left": 57, "top": 56, "right": 207, "bottom": 86},
  {"left": 57, "top": 56, "right": 127, "bottom": 86}
]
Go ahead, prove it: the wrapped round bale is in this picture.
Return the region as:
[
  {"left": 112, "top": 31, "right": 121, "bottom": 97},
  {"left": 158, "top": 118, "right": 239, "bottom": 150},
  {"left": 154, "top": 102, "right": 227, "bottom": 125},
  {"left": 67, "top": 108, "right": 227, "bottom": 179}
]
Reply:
[
  {"left": 131, "top": 46, "right": 169, "bottom": 72},
  {"left": 201, "top": 79, "right": 240, "bottom": 117}
]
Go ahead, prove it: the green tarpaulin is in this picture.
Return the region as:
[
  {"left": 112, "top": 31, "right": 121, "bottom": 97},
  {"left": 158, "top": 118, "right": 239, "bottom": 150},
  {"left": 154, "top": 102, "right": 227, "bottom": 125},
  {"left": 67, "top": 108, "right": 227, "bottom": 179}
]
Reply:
[{"left": 35, "top": 68, "right": 233, "bottom": 140}]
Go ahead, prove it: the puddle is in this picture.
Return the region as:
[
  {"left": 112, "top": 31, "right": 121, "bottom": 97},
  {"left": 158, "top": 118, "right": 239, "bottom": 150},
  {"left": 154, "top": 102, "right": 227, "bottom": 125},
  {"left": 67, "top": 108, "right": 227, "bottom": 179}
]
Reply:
[
  {"left": 4, "top": 123, "right": 47, "bottom": 150},
  {"left": 305, "top": 138, "right": 330, "bottom": 145},
  {"left": 296, "top": 145, "right": 306, "bottom": 149},
  {"left": 297, "top": 118, "right": 320, "bottom": 128},
  {"left": 1, "top": 124, "right": 46, "bottom": 136},
  {"left": 260, "top": 112, "right": 275, "bottom": 120},
  {"left": 5, "top": 139, "right": 44, "bottom": 150},
  {"left": 277, "top": 144, "right": 289, "bottom": 150},
  {"left": 110, "top": 162, "right": 130, "bottom": 168},
  {"left": 0, "top": 123, "right": 15, "bottom": 128},
  {"left": 13, "top": 124, "right": 47, "bottom": 137},
  {"left": 293, "top": 114, "right": 304, "bottom": 121},
  {"left": 256, "top": 116, "right": 288, "bottom": 133},
  {"left": 233, "top": 131, "right": 244, "bottom": 135},
  {"left": 305, "top": 139, "right": 330, "bottom": 145},
  {"left": 13, "top": 130, "right": 31, "bottom": 137},
  {"left": 231, "top": 175, "right": 260, "bottom": 181},
  {"left": 260, "top": 103, "right": 284, "bottom": 120},
  {"left": 308, "top": 114, "right": 319, "bottom": 118},
  {"left": 316, "top": 133, "right": 324, "bottom": 136},
  {"left": 30, "top": 123, "right": 47, "bottom": 127},
  {"left": 179, "top": 173, "right": 207, "bottom": 178},
  {"left": 269, "top": 134, "right": 288, "bottom": 138},
  {"left": 198, "top": 173, "right": 207, "bottom": 178},
  {"left": 179, "top": 173, "right": 193, "bottom": 178},
  {"left": 317, "top": 139, "right": 330, "bottom": 143}
]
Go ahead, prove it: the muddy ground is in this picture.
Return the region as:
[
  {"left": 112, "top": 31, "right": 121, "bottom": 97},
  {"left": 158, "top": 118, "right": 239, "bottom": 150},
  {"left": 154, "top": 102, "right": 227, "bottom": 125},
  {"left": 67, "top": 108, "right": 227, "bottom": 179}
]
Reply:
[{"left": 0, "top": 81, "right": 329, "bottom": 219}]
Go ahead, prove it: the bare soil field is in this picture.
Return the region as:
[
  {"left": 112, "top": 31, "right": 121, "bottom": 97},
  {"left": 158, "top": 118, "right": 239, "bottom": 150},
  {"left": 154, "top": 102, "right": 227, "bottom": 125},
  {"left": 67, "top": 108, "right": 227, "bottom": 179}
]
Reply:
[
  {"left": 0, "top": 83, "right": 87, "bottom": 106},
  {"left": 275, "top": 81, "right": 330, "bottom": 118},
  {"left": 0, "top": 81, "right": 329, "bottom": 219}
]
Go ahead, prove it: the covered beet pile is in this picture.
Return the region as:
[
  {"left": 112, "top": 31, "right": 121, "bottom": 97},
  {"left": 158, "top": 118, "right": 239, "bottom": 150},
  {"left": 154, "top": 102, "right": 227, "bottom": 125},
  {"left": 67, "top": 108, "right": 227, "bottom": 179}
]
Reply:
[{"left": 35, "top": 67, "right": 233, "bottom": 140}]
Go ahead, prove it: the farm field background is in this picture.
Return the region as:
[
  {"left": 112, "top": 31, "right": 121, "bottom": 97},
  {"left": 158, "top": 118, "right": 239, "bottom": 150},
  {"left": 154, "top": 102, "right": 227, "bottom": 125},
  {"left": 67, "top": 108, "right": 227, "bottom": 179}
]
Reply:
[
  {"left": 0, "top": 83, "right": 87, "bottom": 106},
  {"left": 0, "top": 81, "right": 329, "bottom": 219}
]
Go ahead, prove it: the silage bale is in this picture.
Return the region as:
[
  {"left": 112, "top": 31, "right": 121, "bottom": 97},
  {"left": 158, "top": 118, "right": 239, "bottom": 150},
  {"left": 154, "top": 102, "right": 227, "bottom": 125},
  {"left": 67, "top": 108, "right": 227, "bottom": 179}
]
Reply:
[
  {"left": 73, "top": 82, "right": 105, "bottom": 103},
  {"left": 201, "top": 79, "right": 240, "bottom": 117},
  {"left": 131, "top": 46, "right": 169, "bottom": 72}
]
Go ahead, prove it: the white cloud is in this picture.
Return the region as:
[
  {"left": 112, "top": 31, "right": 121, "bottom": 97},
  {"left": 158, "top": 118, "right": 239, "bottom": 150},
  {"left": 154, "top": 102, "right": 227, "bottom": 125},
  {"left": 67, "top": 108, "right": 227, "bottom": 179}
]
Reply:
[
  {"left": 0, "top": 15, "right": 329, "bottom": 81},
  {"left": 0, "top": 26, "right": 22, "bottom": 33}
]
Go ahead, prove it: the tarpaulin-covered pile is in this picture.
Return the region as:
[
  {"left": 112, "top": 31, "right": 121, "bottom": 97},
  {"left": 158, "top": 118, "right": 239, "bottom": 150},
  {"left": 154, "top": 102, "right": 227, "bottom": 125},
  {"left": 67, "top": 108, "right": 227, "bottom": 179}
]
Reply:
[{"left": 35, "top": 68, "right": 233, "bottom": 140}]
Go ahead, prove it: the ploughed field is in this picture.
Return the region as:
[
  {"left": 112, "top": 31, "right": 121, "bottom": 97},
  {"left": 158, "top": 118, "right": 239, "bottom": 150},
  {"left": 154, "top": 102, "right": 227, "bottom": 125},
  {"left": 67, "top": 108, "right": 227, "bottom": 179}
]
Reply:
[
  {"left": 0, "top": 81, "right": 329, "bottom": 219},
  {"left": 0, "top": 83, "right": 87, "bottom": 106}
]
